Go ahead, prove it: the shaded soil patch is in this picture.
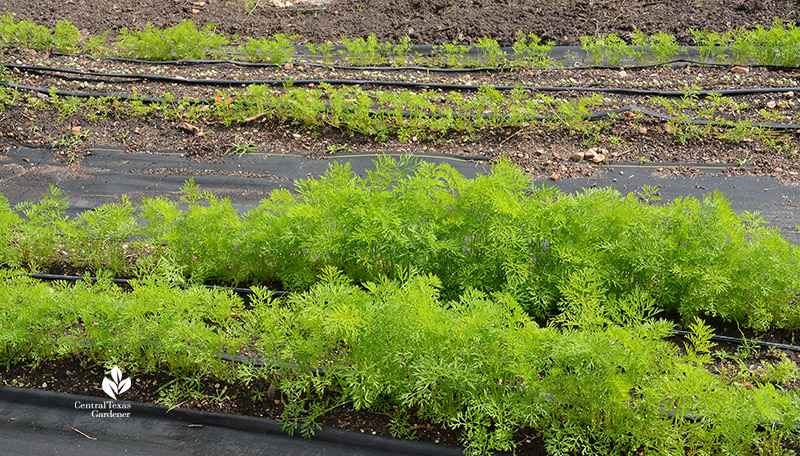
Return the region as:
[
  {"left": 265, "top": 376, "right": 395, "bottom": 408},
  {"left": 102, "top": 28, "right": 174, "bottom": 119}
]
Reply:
[{"left": 0, "top": 357, "right": 548, "bottom": 455}]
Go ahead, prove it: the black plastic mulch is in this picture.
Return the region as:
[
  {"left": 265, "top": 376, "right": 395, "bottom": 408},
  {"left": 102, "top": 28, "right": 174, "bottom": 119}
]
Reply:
[{"left": 0, "top": 386, "right": 464, "bottom": 456}]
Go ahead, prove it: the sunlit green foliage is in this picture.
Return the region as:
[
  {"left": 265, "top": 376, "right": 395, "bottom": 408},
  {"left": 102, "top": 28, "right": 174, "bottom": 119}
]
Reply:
[
  {"left": 1, "top": 270, "right": 798, "bottom": 454},
  {"left": 1, "top": 158, "right": 798, "bottom": 330}
]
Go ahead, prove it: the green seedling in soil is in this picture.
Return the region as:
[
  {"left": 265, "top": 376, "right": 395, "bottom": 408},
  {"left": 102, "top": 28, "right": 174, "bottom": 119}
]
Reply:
[
  {"left": 735, "top": 150, "right": 752, "bottom": 167},
  {"left": 651, "top": 93, "right": 705, "bottom": 145},
  {"left": 80, "top": 31, "right": 109, "bottom": 55},
  {"left": 745, "top": 18, "right": 800, "bottom": 67},
  {"left": 225, "top": 140, "right": 258, "bottom": 159},
  {"left": 719, "top": 355, "right": 800, "bottom": 388},
  {"left": 475, "top": 37, "right": 506, "bottom": 67},
  {"left": 48, "top": 88, "right": 82, "bottom": 122},
  {"left": 632, "top": 30, "right": 681, "bottom": 64},
  {"left": 512, "top": 31, "right": 553, "bottom": 67},
  {"left": 70, "top": 195, "right": 138, "bottom": 274},
  {"left": 391, "top": 36, "right": 414, "bottom": 66},
  {"left": 240, "top": 33, "right": 299, "bottom": 64},
  {"left": 689, "top": 28, "right": 728, "bottom": 64},
  {"left": 0, "top": 86, "right": 19, "bottom": 111},
  {"left": 233, "top": 0, "right": 265, "bottom": 15},
  {"left": 758, "top": 107, "right": 787, "bottom": 124},
  {"left": 54, "top": 128, "right": 91, "bottom": 150},
  {"left": 433, "top": 41, "right": 471, "bottom": 68},
  {"left": 0, "top": 14, "right": 50, "bottom": 49},
  {"left": 0, "top": 14, "right": 79, "bottom": 52},
  {"left": 324, "top": 143, "right": 348, "bottom": 154},
  {"left": 635, "top": 185, "right": 662, "bottom": 204},
  {"left": 718, "top": 119, "right": 759, "bottom": 144},
  {"left": 580, "top": 33, "right": 633, "bottom": 66},
  {"left": 339, "top": 35, "right": 389, "bottom": 66},
  {"left": 305, "top": 43, "right": 335, "bottom": 66},
  {"left": 114, "top": 20, "right": 229, "bottom": 60},
  {"left": 0, "top": 65, "right": 18, "bottom": 85},
  {"left": 83, "top": 96, "right": 117, "bottom": 122}
]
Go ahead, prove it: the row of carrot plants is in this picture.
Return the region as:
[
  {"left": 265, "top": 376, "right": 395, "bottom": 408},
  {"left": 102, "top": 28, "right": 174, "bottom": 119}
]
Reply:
[
  {"left": 1, "top": 158, "right": 798, "bottom": 331},
  {"left": 1, "top": 269, "right": 799, "bottom": 454},
  {"left": 2, "top": 80, "right": 795, "bottom": 153},
  {"left": 2, "top": 15, "right": 800, "bottom": 67}
]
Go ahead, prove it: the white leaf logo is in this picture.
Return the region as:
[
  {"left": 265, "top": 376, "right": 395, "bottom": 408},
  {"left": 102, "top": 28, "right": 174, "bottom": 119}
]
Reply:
[{"left": 102, "top": 366, "right": 131, "bottom": 400}]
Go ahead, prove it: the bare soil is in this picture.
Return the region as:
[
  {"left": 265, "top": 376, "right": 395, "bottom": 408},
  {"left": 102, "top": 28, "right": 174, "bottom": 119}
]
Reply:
[{"left": 1, "top": 0, "right": 799, "bottom": 46}]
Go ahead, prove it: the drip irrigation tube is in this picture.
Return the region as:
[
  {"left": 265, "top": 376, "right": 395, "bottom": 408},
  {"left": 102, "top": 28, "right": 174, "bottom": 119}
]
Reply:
[
  {"left": 42, "top": 49, "right": 800, "bottom": 72},
  {"left": 27, "top": 272, "right": 289, "bottom": 297},
  {"left": 671, "top": 329, "right": 800, "bottom": 353},
  {"left": 217, "top": 352, "right": 326, "bottom": 376},
  {"left": 0, "top": 81, "right": 217, "bottom": 104},
  {"left": 7, "top": 62, "right": 800, "bottom": 98},
  {"left": 47, "top": 50, "right": 513, "bottom": 73}
]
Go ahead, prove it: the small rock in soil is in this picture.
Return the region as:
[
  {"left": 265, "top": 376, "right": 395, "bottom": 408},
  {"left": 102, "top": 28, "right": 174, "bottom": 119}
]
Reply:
[
  {"left": 592, "top": 154, "right": 606, "bottom": 163},
  {"left": 570, "top": 152, "right": 584, "bottom": 161}
]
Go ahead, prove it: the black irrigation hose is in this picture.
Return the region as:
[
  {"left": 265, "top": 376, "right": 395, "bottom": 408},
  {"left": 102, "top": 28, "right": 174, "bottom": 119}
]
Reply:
[
  {"left": 48, "top": 50, "right": 513, "bottom": 73},
  {"left": 3, "top": 80, "right": 800, "bottom": 131},
  {"left": 27, "top": 272, "right": 290, "bottom": 297},
  {"left": 662, "top": 408, "right": 799, "bottom": 432},
  {"left": 0, "top": 80, "right": 217, "bottom": 104},
  {"left": 41, "top": 49, "right": 800, "bottom": 72},
  {"left": 216, "top": 352, "right": 326, "bottom": 376},
  {"left": 671, "top": 329, "right": 800, "bottom": 353},
  {"left": 7, "top": 62, "right": 800, "bottom": 98}
]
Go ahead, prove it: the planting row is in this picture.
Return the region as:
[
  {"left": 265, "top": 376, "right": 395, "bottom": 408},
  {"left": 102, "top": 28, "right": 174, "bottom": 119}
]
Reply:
[
  {"left": 2, "top": 158, "right": 799, "bottom": 330},
  {"left": 1, "top": 270, "right": 798, "bottom": 455},
  {"left": 2, "top": 15, "right": 800, "bottom": 67},
  {"left": 1, "top": 80, "right": 796, "bottom": 153}
]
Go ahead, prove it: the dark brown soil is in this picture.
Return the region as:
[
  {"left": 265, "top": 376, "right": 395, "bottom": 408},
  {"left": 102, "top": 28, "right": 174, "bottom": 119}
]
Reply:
[
  {"left": 2, "top": 0, "right": 799, "bottom": 46},
  {"left": 0, "top": 357, "right": 547, "bottom": 455}
]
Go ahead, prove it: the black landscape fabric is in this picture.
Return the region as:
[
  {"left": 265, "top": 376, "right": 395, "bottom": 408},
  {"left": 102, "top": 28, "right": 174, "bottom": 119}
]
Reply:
[
  {"left": 0, "top": 386, "right": 464, "bottom": 456},
  {"left": 1, "top": 146, "right": 798, "bottom": 244}
]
